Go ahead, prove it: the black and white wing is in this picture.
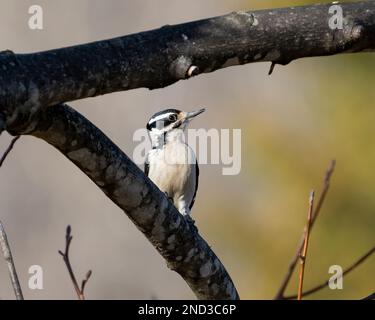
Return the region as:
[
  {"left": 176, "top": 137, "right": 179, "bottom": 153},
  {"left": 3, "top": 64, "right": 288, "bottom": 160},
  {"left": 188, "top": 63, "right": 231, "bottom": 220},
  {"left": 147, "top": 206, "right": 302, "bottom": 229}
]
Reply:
[
  {"left": 189, "top": 160, "right": 199, "bottom": 210},
  {"left": 144, "top": 153, "right": 149, "bottom": 177}
]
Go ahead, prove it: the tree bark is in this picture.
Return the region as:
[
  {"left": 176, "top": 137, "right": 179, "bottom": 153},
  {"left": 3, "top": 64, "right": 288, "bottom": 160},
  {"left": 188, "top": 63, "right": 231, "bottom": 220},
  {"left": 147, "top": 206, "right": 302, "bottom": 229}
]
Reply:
[
  {"left": 30, "top": 104, "right": 239, "bottom": 300},
  {"left": 1, "top": 1, "right": 375, "bottom": 134}
]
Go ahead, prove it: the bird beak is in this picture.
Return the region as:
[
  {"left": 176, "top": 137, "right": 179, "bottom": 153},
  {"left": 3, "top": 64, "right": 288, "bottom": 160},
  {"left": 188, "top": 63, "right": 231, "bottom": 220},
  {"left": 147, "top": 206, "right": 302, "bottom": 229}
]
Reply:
[
  {"left": 172, "top": 108, "right": 205, "bottom": 129},
  {"left": 184, "top": 108, "right": 206, "bottom": 120}
]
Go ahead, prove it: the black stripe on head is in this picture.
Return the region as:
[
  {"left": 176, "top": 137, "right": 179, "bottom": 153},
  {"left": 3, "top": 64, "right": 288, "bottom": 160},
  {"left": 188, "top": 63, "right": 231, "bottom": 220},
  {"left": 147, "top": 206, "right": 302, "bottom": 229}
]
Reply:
[
  {"left": 146, "top": 108, "right": 181, "bottom": 131},
  {"left": 151, "top": 108, "right": 181, "bottom": 119},
  {"left": 146, "top": 121, "right": 156, "bottom": 131}
]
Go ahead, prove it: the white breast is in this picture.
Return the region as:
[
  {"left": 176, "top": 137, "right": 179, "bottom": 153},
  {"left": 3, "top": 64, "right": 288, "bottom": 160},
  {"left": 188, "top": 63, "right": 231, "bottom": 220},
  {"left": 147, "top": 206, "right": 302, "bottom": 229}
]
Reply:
[{"left": 147, "top": 141, "right": 197, "bottom": 215}]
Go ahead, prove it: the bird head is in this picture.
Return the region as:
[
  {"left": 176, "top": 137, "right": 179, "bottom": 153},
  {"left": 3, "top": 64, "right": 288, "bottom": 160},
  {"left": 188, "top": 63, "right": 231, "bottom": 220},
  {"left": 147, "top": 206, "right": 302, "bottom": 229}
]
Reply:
[
  {"left": 147, "top": 108, "right": 205, "bottom": 132},
  {"left": 146, "top": 108, "right": 205, "bottom": 146}
]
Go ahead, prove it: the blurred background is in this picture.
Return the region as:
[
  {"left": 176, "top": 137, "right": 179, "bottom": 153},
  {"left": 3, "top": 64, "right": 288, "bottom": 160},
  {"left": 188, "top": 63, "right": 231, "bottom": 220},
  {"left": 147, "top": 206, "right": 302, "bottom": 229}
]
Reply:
[{"left": 0, "top": 0, "right": 374, "bottom": 299}]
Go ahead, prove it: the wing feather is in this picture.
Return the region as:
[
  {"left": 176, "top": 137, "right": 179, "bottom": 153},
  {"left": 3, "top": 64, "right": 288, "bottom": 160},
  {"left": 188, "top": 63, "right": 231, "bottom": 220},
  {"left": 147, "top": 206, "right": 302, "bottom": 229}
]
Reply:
[
  {"left": 189, "top": 160, "right": 199, "bottom": 210},
  {"left": 144, "top": 154, "right": 149, "bottom": 177}
]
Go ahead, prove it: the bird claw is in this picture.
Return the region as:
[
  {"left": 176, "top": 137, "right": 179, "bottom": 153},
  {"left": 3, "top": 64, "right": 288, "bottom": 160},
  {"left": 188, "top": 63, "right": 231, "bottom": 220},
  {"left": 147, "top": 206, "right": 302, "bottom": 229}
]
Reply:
[{"left": 164, "top": 192, "right": 174, "bottom": 203}]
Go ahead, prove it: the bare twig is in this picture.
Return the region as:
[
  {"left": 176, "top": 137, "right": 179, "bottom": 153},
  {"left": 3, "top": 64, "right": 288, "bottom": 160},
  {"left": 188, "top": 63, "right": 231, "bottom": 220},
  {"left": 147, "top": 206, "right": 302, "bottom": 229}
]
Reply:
[
  {"left": 81, "top": 270, "right": 92, "bottom": 294},
  {"left": 297, "top": 191, "right": 314, "bottom": 300},
  {"left": 0, "top": 136, "right": 20, "bottom": 167},
  {"left": 285, "top": 245, "right": 375, "bottom": 299},
  {"left": 0, "top": 220, "right": 24, "bottom": 300},
  {"left": 58, "top": 225, "right": 92, "bottom": 300},
  {"left": 275, "top": 160, "right": 336, "bottom": 299},
  {"left": 268, "top": 62, "right": 276, "bottom": 75}
]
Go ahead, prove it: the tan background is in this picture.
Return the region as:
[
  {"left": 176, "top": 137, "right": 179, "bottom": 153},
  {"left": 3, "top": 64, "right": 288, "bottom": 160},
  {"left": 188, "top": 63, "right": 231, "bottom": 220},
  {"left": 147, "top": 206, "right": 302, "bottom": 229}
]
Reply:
[{"left": 0, "top": 0, "right": 373, "bottom": 299}]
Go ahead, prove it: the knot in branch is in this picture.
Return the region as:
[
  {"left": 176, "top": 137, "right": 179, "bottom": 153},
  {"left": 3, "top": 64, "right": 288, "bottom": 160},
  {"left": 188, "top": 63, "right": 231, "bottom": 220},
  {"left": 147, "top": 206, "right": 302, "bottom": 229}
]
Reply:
[
  {"left": 169, "top": 56, "right": 199, "bottom": 80},
  {"left": 341, "top": 19, "right": 365, "bottom": 51}
]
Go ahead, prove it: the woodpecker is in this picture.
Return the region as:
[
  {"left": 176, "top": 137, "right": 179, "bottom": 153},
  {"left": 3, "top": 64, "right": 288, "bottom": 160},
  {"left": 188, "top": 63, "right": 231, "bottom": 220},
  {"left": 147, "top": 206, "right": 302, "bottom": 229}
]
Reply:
[{"left": 145, "top": 108, "right": 205, "bottom": 216}]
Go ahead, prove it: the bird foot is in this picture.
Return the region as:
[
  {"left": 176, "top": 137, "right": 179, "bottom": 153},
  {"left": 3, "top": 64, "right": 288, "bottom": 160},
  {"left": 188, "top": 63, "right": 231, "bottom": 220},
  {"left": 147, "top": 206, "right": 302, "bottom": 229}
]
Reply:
[{"left": 164, "top": 192, "right": 174, "bottom": 203}]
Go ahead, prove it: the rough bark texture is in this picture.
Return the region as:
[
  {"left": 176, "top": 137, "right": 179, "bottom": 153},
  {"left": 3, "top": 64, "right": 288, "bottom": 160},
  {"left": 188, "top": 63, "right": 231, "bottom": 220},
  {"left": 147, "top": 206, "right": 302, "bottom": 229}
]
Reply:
[
  {"left": 1, "top": 1, "right": 375, "bottom": 134},
  {"left": 30, "top": 104, "right": 239, "bottom": 300}
]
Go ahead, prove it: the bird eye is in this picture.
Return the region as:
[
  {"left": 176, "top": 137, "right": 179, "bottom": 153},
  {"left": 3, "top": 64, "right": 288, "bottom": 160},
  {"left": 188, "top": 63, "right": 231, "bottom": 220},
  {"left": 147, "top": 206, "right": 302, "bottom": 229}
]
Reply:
[{"left": 169, "top": 114, "right": 177, "bottom": 122}]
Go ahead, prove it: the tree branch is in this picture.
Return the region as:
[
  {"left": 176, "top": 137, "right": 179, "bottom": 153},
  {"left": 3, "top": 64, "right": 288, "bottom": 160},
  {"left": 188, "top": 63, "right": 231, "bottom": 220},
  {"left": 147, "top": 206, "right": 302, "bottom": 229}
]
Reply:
[
  {"left": 275, "top": 160, "right": 336, "bottom": 299},
  {"left": 0, "top": 114, "right": 5, "bottom": 136},
  {"left": 1, "top": 1, "right": 375, "bottom": 133},
  {"left": 30, "top": 104, "right": 239, "bottom": 300},
  {"left": 0, "top": 220, "right": 24, "bottom": 300},
  {"left": 362, "top": 292, "right": 375, "bottom": 300}
]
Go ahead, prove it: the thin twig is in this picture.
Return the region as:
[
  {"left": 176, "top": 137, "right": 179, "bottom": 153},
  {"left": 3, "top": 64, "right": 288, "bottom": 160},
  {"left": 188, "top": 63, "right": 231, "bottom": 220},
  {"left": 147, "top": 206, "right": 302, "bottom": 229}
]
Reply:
[
  {"left": 58, "top": 225, "right": 92, "bottom": 300},
  {"left": 0, "top": 220, "right": 24, "bottom": 300},
  {"left": 297, "top": 191, "right": 314, "bottom": 300},
  {"left": 285, "top": 245, "right": 375, "bottom": 299},
  {"left": 81, "top": 270, "right": 92, "bottom": 294},
  {"left": 268, "top": 62, "right": 276, "bottom": 75},
  {"left": 0, "top": 136, "right": 20, "bottom": 167},
  {"left": 275, "top": 160, "right": 336, "bottom": 299}
]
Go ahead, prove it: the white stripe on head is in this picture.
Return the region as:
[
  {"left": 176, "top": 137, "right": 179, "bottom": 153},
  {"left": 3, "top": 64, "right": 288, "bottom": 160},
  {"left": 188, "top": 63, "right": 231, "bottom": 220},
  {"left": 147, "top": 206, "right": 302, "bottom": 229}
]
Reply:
[{"left": 149, "top": 112, "right": 174, "bottom": 124}]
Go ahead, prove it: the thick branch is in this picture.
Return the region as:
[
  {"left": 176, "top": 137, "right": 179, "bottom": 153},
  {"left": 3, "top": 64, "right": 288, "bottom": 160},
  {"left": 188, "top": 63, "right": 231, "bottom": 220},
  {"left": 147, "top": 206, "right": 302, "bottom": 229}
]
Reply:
[
  {"left": 1, "top": 1, "right": 375, "bottom": 133},
  {"left": 362, "top": 292, "right": 375, "bottom": 300},
  {"left": 0, "top": 114, "right": 5, "bottom": 135},
  {"left": 30, "top": 104, "right": 239, "bottom": 300}
]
